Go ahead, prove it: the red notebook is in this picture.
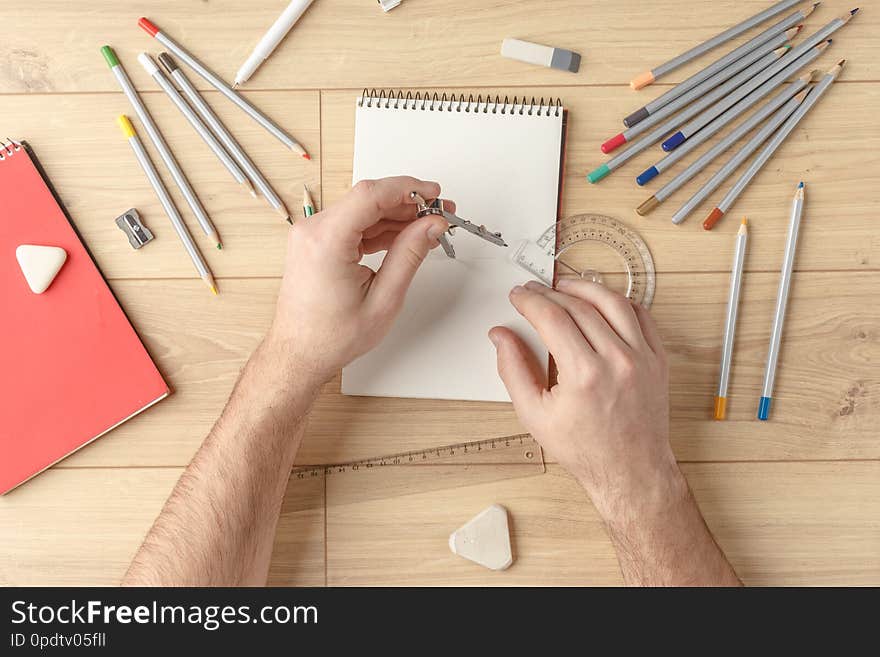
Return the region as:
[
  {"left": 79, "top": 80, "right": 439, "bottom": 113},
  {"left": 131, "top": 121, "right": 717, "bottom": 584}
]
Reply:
[{"left": 0, "top": 141, "right": 169, "bottom": 494}]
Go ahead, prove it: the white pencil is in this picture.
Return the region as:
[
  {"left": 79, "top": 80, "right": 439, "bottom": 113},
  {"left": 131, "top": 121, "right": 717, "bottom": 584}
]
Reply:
[
  {"left": 714, "top": 218, "right": 748, "bottom": 420},
  {"left": 235, "top": 0, "right": 318, "bottom": 86}
]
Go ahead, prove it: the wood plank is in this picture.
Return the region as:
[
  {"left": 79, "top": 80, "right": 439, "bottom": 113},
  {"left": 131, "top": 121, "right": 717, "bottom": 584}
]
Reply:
[
  {"left": 0, "top": 467, "right": 325, "bottom": 586},
  {"left": 2, "top": 91, "right": 318, "bottom": 279},
  {"left": 321, "top": 81, "right": 880, "bottom": 273},
  {"left": 324, "top": 462, "right": 880, "bottom": 586},
  {"left": 45, "top": 271, "right": 879, "bottom": 470},
  {"left": 3, "top": 461, "right": 876, "bottom": 586},
  {"left": 0, "top": 1, "right": 875, "bottom": 93}
]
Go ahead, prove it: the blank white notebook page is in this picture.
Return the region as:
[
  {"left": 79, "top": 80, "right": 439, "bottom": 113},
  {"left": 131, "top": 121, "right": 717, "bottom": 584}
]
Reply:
[{"left": 343, "top": 95, "right": 564, "bottom": 402}]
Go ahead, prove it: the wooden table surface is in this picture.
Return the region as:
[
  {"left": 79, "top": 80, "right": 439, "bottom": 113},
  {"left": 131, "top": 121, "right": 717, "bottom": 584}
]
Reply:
[{"left": 1, "top": 0, "right": 878, "bottom": 586}]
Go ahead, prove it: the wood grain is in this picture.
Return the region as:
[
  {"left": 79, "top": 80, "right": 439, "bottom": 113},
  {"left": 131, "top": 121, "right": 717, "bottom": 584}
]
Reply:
[
  {"left": 321, "top": 82, "right": 880, "bottom": 273},
  {"left": 32, "top": 271, "right": 876, "bottom": 469},
  {"left": 0, "top": 1, "right": 875, "bottom": 93},
  {"left": 324, "top": 462, "right": 880, "bottom": 586},
  {"left": 1, "top": 0, "right": 878, "bottom": 587}
]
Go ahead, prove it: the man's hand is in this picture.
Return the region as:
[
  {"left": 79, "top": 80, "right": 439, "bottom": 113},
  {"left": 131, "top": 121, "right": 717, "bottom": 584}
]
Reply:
[
  {"left": 268, "top": 177, "right": 450, "bottom": 383},
  {"left": 489, "top": 279, "right": 740, "bottom": 586}
]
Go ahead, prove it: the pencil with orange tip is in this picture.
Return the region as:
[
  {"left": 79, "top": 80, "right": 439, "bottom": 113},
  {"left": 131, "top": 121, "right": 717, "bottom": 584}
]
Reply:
[
  {"left": 714, "top": 218, "right": 748, "bottom": 420},
  {"left": 629, "top": 0, "right": 803, "bottom": 90},
  {"left": 704, "top": 58, "right": 845, "bottom": 230},
  {"left": 117, "top": 115, "right": 218, "bottom": 296}
]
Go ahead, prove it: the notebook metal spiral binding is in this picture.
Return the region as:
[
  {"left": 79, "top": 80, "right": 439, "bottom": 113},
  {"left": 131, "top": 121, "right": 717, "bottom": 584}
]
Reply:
[
  {"left": 358, "top": 89, "right": 562, "bottom": 117},
  {"left": 0, "top": 138, "right": 22, "bottom": 161}
]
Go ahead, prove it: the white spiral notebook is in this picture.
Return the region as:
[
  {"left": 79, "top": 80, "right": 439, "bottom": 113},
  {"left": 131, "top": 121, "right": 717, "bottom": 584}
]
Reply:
[{"left": 343, "top": 91, "right": 567, "bottom": 402}]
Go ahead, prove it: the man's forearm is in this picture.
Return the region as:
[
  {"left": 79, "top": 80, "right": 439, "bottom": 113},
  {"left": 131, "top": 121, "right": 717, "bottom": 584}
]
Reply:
[
  {"left": 123, "top": 336, "right": 320, "bottom": 586},
  {"left": 602, "top": 469, "right": 742, "bottom": 587}
]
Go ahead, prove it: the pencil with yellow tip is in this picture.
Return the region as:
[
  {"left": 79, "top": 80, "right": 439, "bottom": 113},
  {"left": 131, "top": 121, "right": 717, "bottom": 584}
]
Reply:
[
  {"left": 714, "top": 218, "right": 748, "bottom": 420},
  {"left": 302, "top": 184, "right": 316, "bottom": 218},
  {"left": 117, "top": 115, "right": 218, "bottom": 296}
]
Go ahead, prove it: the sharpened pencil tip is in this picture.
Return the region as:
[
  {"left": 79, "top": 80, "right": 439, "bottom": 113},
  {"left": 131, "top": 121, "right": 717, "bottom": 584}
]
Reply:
[
  {"left": 742, "top": 217, "right": 748, "bottom": 226},
  {"left": 302, "top": 153, "right": 311, "bottom": 160},
  {"left": 851, "top": 8, "right": 859, "bottom": 15},
  {"left": 217, "top": 243, "right": 222, "bottom": 250},
  {"left": 798, "top": 182, "right": 804, "bottom": 188},
  {"left": 285, "top": 216, "right": 293, "bottom": 225},
  {"left": 838, "top": 59, "right": 847, "bottom": 67}
]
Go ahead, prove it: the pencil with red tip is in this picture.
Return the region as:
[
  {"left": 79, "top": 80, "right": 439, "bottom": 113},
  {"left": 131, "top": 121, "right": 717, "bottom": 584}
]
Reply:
[
  {"left": 629, "top": 0, "right": 804, "bottom": 90},
  {"left": 137, "top": 17, "right": 310, "bottom": 159},
  {"left": 600, "top": 36, "right": 792, "bottom": 156}
]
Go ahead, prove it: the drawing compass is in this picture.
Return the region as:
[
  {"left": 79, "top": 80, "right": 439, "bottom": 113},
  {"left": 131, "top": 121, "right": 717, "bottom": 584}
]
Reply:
[{"left": 411, "top": 192, "right": 508, "bottom": 259}]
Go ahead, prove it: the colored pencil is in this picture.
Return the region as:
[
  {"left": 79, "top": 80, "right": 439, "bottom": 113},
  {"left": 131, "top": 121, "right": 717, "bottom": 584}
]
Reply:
[
  {"left": 138, "top": 17, "right": 310, "bottom": 159},
  {"left": 704, "top": 59, "right": 844, "bottom": 228},
  {"left": 302, "top": 184, "right": 316, "bottom": 218},
  {"left": 638, "top": 72, "right": 814, "bottom": 189},
  {"left": 157, "top": 53, "right": 291, "bottom": 223},
  {"left": 636, "top": 88, "right": 807, "bottom": 216},
  {"left": 715, "top": 218, "right": 749, "bottom": 421},
  {"left": 589, "top": 46, "right": 787, "bottom": 183},
  {"left": 758, "top": 183, "right": 805, "bottom": 421},
  {"left": 623, "top": 4, "right": 814, "bottom": 128},
  {"left": 101, "top": 46, "right": 221, "bottom": 249},
  {"left": 604, "top": 32, "right": 794, "bottom": 154},
  {"left": 629, "top": 0, "right": 803, "bottom": 90},
  {"left": 138, "top": 53, "right": 254, "bottom": 197},
  {"left": 117, "top": 115, "right": 217, "bottom": 295},
  {"left": 661, "top": 39, "right": 830, "bottom": 153},
  {"left": 671, "top": 89, "right": 810, "bottom": 225}
]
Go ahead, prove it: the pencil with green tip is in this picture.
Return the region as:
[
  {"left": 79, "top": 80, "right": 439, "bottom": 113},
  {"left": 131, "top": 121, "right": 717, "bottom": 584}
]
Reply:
[
  {"left": 117, "top": 115, "right": 218, "bottom": 296},
  {"left": 101, "top": 45, "right": 222, "bottom": 250},
  {"left": 302, "top": 184, "right": 316, "bottom": 218},
  {"left": 588, "top": 45, "right": 788, "bottom": 184}
]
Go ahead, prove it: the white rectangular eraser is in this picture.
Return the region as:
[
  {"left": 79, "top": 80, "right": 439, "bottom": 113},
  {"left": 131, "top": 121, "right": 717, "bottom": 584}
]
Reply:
[{"left": 501, "top": 38, "right": 581, "bottom": 73}]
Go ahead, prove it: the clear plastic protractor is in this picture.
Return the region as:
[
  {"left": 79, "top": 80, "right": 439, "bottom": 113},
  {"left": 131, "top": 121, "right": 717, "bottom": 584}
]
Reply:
[{"left": 512, "top": 213, "right": 656, "bottom": 308}]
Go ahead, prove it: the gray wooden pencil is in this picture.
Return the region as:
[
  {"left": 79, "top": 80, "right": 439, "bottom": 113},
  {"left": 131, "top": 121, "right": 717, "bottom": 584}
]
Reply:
[
  {"left": 714, "top": 217, "right": 749, "bottom": 421},
  {"left": 623, "top": 3, "right": 815, "bottom": 128},
  {"left": 139, "top": 17, "right": 309, "bottom": 159},
  {"left": 157, "top": 52, "right": 291, "bottom": 223},
  {"left": 102, "top": 46, "right": 221, "bottom": 248},
  {"left": 588, "top": 46, "right": 787, "bottom": 183},
  {"left": 138, "top": 53, "right": 254, "bottom": 198},
  {"left": 605, "top": 32, "right": 794, "bottom": 153},
  {"left": 641, "top": 71, "right": 814, "bottom": 187},
  {"left": 629, "top": 0, "right": 803, "bottom": 90},
  {"left": 671, "top": 89, "right": 812, "bottom": 225},
  {"left": 706, "top": 60, "right": 844, "bottom": 228},
  {"left": 758, "top": 182, "right": 806, "bottom": 421},
  {"left": 636, "top": 89, "right": 807, "bottom": 216},
  {"left": 117, "top": 115, "right": 217, "bottom": 295},
  {"left": 661, "top": 39, "right": 830, "bottom": 153}
]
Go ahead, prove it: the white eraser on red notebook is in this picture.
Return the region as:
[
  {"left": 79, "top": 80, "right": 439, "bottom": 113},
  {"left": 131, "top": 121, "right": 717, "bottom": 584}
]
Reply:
[
  {"left": 501, "top": 38, "right": 581, "bottom": 73},
  {"left": 16, "top": 244, "right": 67, "bottom": 294},
  {"left": 449, "top": 504, "right": 513, "bottom": 571}
]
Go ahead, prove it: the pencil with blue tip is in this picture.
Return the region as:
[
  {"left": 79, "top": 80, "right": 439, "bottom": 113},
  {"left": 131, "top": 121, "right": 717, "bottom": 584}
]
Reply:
[
  {"left": 759, "top": 183, "right": 805, "bottom": 420},
  {"left": 715, "top": 218, "right": 748, "bottom": 421},
  {"left": 588, "top": 45, "right": 788, "bottom": 184}
]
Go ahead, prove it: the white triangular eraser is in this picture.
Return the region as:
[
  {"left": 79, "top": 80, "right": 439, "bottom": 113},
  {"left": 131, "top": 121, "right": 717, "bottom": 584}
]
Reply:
[
  {"left": 16, "top": 244, "right": 67, "bottom": 294},
  {"left": 449, "top": 504, "right": 513, "bottom": 571}
]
